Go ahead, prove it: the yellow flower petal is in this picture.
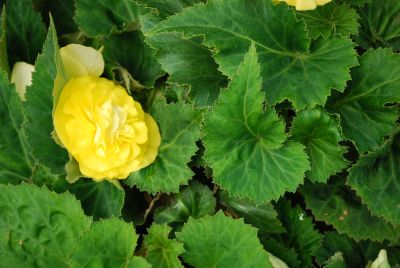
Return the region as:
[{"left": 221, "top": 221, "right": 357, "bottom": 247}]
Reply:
[
  {"left": 296, "top": 0, "right": 317, "bottom": 10},
  {"left": 54, "top": 76, "right": 161, "bottom": 180},
  {"left": 315, "top": 0, "right": 332, "bottom": 5},
  {"left": 10, "top": 62, "right": 35, "bottom": 101},
  {"left": 60, "top": 44, "right": 104, "bottom": 79}
]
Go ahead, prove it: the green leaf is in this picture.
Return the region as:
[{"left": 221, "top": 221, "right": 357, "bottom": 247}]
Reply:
[
  {"left": 356, "top": 0, "right": 400, "bottom": 50},
  {"left": 203, "top": 44, "right": 309, "bottom": 203},
  {"left": 103, "top": 31, "right": 163, "bottom": 88},
  {"left": 74, "top": 0, "right": 146, "bottom": 37},
  {"left": 296, "top": 2, "right": 359, "bottom": 39},
  {"left": 71, "top": 217, "right": 149, "bottom": 268},
  {"left": 146, "top": 33, "right": 226, "bottom": 107},
  {"left": 327, "top": 48, "right": 400, "bottom": 153},
  {"left": 347, "top": 131, "right": 400, "bottom": 225},
  {"left": 127, "top": 99, "right": 202, "bottom": 193},
  {"left": 273, "top": 199, "right": 322, "bottom": 267},
  {"left": 260, "top": 238, "right": 300, "bottom": 268},
  {"left": 0, "top": 183, "right": 91, "bottom": 267},
  {"left": 291, "top": 108, "right": 348, "bottom": 183},
  {"left": 39, "top": 0, "right": 78, "bottom": 35},
  {"left": 0, "top": 8, "right": 9, "bottom": 75},
  {"left": 0, "top": 70, "right": 32, "bottom": 184},
  {"left": 68, "top": 179, "right": 125, "bottom": 220},
  {"left": 176, "top": 211, "right": 274, "bottom": 268},
  {"left": 340, "top": 0, "right": 371, "bottom": 6},
  {"left": 6, "top": 0, "right": 46, "bottom": 64},
  {"left": 149, "top": 0, "right": 358, "bottom": 109},
  {"left": 144, "top": 224, "right": 185, "bottom": 268},
  {"left": 154, "top": 181, "right": 216, "bottom": 225},
  {"left": 301, "top": 178, "right": 400, "bottom": 242},
  {"left": 218, "top": 190, "right": 285, "bottom": 234},
  {"left": 129, "top": 257, "right": 152, "bottom": 268},
  {"left": 24, "top": 19, "right": 68, "bottom": 174},
  {"left": 138, "top": 0, "right": 203, "bottom": 19},
  {"left": 324, "top": 252, "right": 346, "bottom": 268}
]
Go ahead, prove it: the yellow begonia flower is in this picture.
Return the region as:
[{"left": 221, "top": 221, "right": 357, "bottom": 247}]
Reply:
[
  {"left": 10, "top": 61, "right": 35, "bottom": 101},
  {"left": 274, "top": 0, "right": 332, "bottom": 11},
  {"left": 54, "top": 75, "right": 161, "bottom": 180},
  {"left": 269, "top": 254, "right": 289, "bottom": 268},
  {"left": 370, "top": 250, "right": 390, "bottom": 268}
]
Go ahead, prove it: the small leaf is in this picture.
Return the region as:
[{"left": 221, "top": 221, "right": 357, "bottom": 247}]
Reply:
[
  {"left": 74, "top": 0, "right": 146, "bottom": 37},
  {"left": 203, "top": 44, "right": 309, "bottom": 203},
  {"left": 144, "top": 224, "right": 184, "bottom": 268},
  {"left": 356, "top": 0, "right": 400, "bottom": 50},
  {"left": 273, "top": 199, "right": 322, "bottom": 267},
  {"left": 103, "top": 31, "right": 163, "bottom": 88},
  {"left": 218, "top": 190, "right": 285, "bottom": 234},
  {"left": 146, "top": 33, "right": 226, "bottom": 106},
  {"left": 327, "top": 48, "right": 400, "bottom": 153},
  {"left": 24, "top": 19, "right": 68, "bottom": 174},
  {"left": 150, "top": 0, "right": 358, "bottom": 109},
  {"left": 297, "top": 2, "right": 359, "bottom": 39},
  {"left": 301, "top": 178, "right": 400, "bottom": 242},
  {"left": 176, "top": 211, "right": 274, "bottom": 268},
  {"left": 291, "top": 107, "right": 348, "bottom": 183},
  {"left": 154, "top": 181, "right": 216, "bottom": 225},
  {"left": 127, "top": 99, "right": 202, "bottom": 194},
  {"left": 71, "top": 217, "right": 148, "bottom": 268},
  {"left": 6, "top": 0, "right": 46, "bottom": 64},
  {"left": 68, "top": 179, "right": 125, "bottom": 220},
  {"left": 348, "top": 131, "right": 400, "bottom": 225},
  {"left": 0, "top": 70, "right": 32, "bottom": 184},
  {"left": 0, "top": 183, "right": 91, "bottom": 267}
]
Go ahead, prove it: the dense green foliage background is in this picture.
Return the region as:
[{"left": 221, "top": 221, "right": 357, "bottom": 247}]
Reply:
[{"left": 0, "top": 0, "right": 399, "bottom": 267}]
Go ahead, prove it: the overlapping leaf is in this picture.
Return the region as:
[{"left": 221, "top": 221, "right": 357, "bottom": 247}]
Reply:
[
  {"left": 146, "top": 33, "right": 226, "bottom": 106},
  {"left": 327, "top": 48, "right": 400, "bottom": 153},
  {"left": 71, "top": 217, "right": 150, "bottom": 268},
  {"left": 0, "top": 183, "right": 91, "bottom": 267},
  {"left": 6, "top": 0, "right": 46, "bottom": 64},
  {"left": 348, "top": 131, "right": 400, "bottom": 225},
  {"left": 144, "top": 224, "right": 184, "bottom": 268},
  {"left": 176, "top": 211, "right": 274, "bottom": 268},
  {"left": 203, "top": 44, "right": 309, "bottom": 203},
  {"left": 297, "top": 2, "right": 359, "bottom": 38},
  {"left": 356, "top": 0, "right": 400, "bottom": 50},
  {"left": 24, "top": 20, "right": 68, "bottom": 174},
  {"left": 68, "top": 179, "right": 125, "bottom": 220},
  {"left": 154, "top": 181, "right": 216, "bottom": 225},
  {"left": 291, "top": 108, "right": 348, "bottom": 183},
  {"left": 301, "top": 179, "right": 400, "bottom": 242},
  {"left": 149, "top": 0, "right": 357, "bottom": 109},
  {"left": 127, "top": 99, "right": 202, "bottom": 194}
]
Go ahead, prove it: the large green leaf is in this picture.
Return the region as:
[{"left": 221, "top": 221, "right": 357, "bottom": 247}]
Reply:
[
  {"left": 291, "top": 108, "right": 348, "bottom": 183},
  {"left": 146, "top": 33, "right": 226, "bottom": 106},
  {"left": 144, "top": 224, "right": 184, "bottom": 268},
  {"left": 203, "top": 44, "right": 309, "bottom": 203},
  {"left": 176, "top": 211, "right": 274, "bottom": 268},
  {"left": 0, "top": 8, "right": 9, "bottom": 74},
  {"left": 6, "top": 0, "right": 46, "bottom": 64},
  {"left": 137, "top": 0, "right": 203, "bottom": 19},
  {"left": 71, "top": 217, "right": 150, "bottom": 268},
  {"left": 74, "top": 0, "right": 147, "bottom": 37},
  {"left": 103, "top": 31, "right": 163, "bottom": 88},
  {"left": 356, "top": 0, "right": 400, "bottom": 50},
  {"left": 348, "top": 131, "right": 400, "bottom": 225},
  {"left": 149, "top": 0, "right": 357, "bottom": 109},
  {"left": 127, "top": 99, "right": 202, "bottom": 194},
  {"left": 301, "top": 178, "right": 400, "bottom": 242},
  {"left": 0, "top": 69, "right": 32, "bottom": 184},
  {"left": 154, "top": 181, "right": 216, "bottom": 225},
  {"left": 296, "top": 2, "right": 359, "bottom": 39},
  {"left": 24, "top": 19, "right": 68, "bottom": 174},
  {"left": 327, "top": 48, "right": 400, "bottom": 153},
  {"left": 218, "top": 191, "right": 285, "bottom": 234},
  {"left": 0, "top": 183, "right": 91, "bottom": 267},
  {"left": 68, "top": 179, "right": 125, "bottom": 220}
]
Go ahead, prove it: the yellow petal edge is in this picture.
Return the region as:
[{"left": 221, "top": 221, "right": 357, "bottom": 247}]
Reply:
[
  {"left": 54, "top": 75, "right": 161, "bottom": 180},
  {"left": 273, "top": 0, "right": 332, "bottom": 10}
]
